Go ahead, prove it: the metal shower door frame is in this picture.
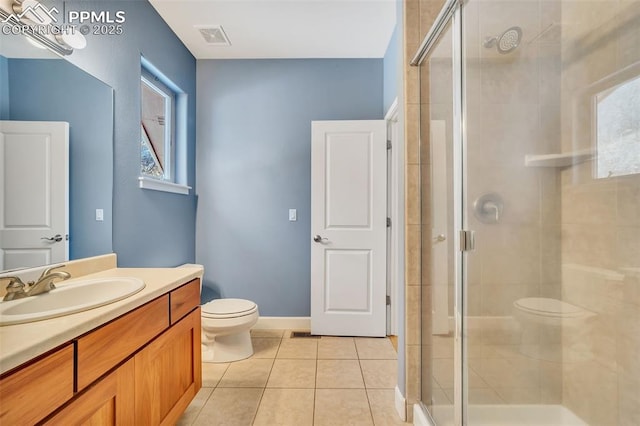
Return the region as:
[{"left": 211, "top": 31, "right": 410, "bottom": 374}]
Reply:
[{"left": 411, "top": 0, "right": 468, "bottom": 425}]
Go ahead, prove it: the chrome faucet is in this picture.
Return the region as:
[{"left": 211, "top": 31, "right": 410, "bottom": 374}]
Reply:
[
  {"left": 29, "top": 266, "right": 71, "bottom": 296},
  {"left": 1, "top": 265, "right": 71, "bottom": 301},
  {"left": 0, "top": 276, "right": 28, "bottom": 301}
]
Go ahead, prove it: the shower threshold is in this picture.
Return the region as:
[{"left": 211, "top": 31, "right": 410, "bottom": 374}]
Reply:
[{"left": 427, "top": 404, "right": 587, "bottom": 426}]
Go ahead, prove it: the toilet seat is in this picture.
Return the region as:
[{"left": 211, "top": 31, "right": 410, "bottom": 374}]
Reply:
[
  {"left": 202, "top": 298, "right": 258, "bottom": 319},
  {"left": 513, "top": 297, "right": 585, "bottom": 318}
]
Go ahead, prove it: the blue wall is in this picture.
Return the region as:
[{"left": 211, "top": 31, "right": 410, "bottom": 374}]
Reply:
[
  {"left": 0, "top": 56, "right": 8, "bottom": 120},
  {"left": 383, "top": 26, "right": 399, "bottom": 114},
  {"left": 196, "top": 59, "right": 383, "bottom": 315},
  {"left": 7, "top": 59, "right": 113, "bottom": 260},
  {"left": 53, "top": 0, "right": 197, "bottom": 267}
]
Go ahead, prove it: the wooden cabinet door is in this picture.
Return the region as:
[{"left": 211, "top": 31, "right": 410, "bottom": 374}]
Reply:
[
  {"left": 134, "top": 307, "right": 202, "bottom": 426},
  {"left": 44, "top": 359, "right": 134, "bottom": 425},
  {"left": 0, "top": 344, "right": 74, "bottom": 425},
  {"left": 76, "top": 295, "right": 169, "bottom": 391}
]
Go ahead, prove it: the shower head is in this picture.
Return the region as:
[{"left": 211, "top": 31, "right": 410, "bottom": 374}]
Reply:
[{"left": 483, "top": 26, "right": 523, "bottom": 54}]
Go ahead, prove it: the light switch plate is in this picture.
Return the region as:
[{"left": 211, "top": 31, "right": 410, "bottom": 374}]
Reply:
[
  {"left": 289, "top": 209, "right": 297, "bottom": 221},
  {"left": 96, "top": 209, "right": 104, "bottom": 221}
]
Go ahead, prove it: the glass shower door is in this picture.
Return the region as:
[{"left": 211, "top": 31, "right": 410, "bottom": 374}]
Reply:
[
  {"left": 460, "top": 0, "right": 566, "bottom": 422},
  {"left": 420, "top": 16, "right": 462, "bottom": 426},
  {"left": 417, "top": 0, "right": 639, "bottom": 423},
  {"left": 461, "top": 0, "right": 640, "bottom": 424}
]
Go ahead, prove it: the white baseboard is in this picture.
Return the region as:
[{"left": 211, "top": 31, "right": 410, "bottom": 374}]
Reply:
[
  {"left": 254, "top": 316, "right": 311, "bottom": 330},
  {"left": 395, "top": 386, "right": 406, "bottom": 422},
  {"left": 413, "top": 403, "right": 436, "bottom": 426}
]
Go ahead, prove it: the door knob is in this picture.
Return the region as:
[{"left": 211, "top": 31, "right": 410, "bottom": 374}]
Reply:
[
  {"left": 313, "top": 235, "right": 328, "bottom": 243},
  {"left": 434, "top": 234, "right": 446, "bottom": 242},
  {"left": 41, "top": 234, "right": 63, "bottom": 243}
]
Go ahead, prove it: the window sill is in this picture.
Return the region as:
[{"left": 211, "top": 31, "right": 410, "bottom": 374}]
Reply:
[{"left": 138, "top": 177, "right": 191, "bottom": 195}]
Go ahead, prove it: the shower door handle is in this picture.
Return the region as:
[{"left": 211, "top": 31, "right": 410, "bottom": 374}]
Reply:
[{"left": 459, "top": 230, "right": 475, "bottom": 252}]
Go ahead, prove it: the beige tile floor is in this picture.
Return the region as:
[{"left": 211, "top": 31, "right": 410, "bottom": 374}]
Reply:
[{"left": 177, "top": 330, "right": 409, "bottom": 426}]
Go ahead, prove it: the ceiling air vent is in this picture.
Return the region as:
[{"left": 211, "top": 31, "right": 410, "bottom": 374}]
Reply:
[{"left": 196, "top": 25, "right": 231, "bottom": 46}]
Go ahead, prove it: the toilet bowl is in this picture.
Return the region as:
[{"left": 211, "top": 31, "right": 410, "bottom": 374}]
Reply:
[
  {"left": 177, "top": 264, "right": 259, "bottom": 363},
  {"left": 201, "top": 298, "right": 259, "bottom": 363},
  {"left": 513, "top": 297, "right": 595, "bottom": 362}
]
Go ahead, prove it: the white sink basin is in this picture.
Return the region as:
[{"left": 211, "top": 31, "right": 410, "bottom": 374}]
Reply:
[{"left": 0, "top": 277, "right": 145, "bottom": 326}]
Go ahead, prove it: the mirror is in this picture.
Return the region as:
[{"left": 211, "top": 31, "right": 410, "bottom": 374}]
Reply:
[{"left": 0, "top": 35, "right": 113, "bottom": 271}]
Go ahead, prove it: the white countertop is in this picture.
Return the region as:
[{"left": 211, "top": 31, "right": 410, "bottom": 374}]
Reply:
[{"left": 0, "top": 266, "right": 202, "bottom": 375}]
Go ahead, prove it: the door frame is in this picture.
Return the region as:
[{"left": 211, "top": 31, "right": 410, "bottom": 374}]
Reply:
[{"left": 385, "top": 98, "right": 403, "bottom": 336}]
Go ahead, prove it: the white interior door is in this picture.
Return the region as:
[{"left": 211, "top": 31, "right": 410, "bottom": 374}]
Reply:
[
  {"left": 311, "top": 120, "right": 387, "bottom": 337},
  {"left": 0, "top": 121, "right": 69, "bottom": 270}
]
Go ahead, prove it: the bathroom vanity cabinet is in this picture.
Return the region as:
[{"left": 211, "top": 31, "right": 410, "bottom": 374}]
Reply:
[{"left": 0, "top": 278, "right": 202, "bottom": 425}]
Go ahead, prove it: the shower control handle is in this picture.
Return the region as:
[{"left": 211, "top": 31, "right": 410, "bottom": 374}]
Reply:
[{"left": 473, "top": 193, "right": 504, "bottom": 224}]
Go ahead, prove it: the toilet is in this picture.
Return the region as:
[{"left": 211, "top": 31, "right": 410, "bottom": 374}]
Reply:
[
  {"left": 201, "top": 298, "right": 259, "bottom": 363},
  {"left": 179, "top": 264, "right": 259, "bottom": 363},
  {"left": 513, "top": 297, "right": 595, "bottom": 362}
]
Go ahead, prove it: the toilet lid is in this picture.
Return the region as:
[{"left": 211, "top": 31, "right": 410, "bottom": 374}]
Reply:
[
  {"left": 514, "top": 297, "right": 585, "bottom": 318},
  {"left": 202, "top": 298, "right": 257, "bottom": 318}
]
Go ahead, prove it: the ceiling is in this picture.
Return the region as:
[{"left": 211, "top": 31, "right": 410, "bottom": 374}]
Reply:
[{"left": 148, "top": 0, "right": 397, "bottom": 59}]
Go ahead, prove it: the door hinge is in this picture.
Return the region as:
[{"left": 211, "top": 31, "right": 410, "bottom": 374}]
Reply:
[
  {"left": 386, "top": 217, "right": 391, "bottom": 227},
  {"left": 386, "top": 295, "right": 391, "bottom": 305},
  {"left": 387, "top": 140, "right": 392, "bottom": 150},
  {"left": 459, "top": 230, "right": 475, "bottom": 252}
]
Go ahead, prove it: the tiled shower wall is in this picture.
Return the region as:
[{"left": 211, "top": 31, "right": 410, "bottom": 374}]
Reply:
[
  {"left": 463, "top": 0, "right": 564, "bottom": 404},
  {"left": 559, "top": 2, "right": 640, "bottom": 424}
]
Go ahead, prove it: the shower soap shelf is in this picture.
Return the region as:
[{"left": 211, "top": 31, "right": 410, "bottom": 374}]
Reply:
[{"left": 524, "top": 149, "right": 594, "bottom": 168}]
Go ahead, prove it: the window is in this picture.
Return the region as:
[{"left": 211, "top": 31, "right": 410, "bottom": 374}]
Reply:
[
  {"left": 139, "top": 58, "right": 190, "bottom": 195},
  {"left": 141, "top": 71, "right": 175, "bottom": 180},
  {"left": 595, "top": 74, "right": 640, "bottom": 178}
]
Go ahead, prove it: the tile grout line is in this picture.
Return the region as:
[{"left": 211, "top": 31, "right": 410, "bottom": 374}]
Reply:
[
  {"left": 356, "top": 349, "right": 377, "bottom": 424},
  {"left": 187, "top": 387, "right": 215, "bottom": 426},
  {"left": 250, "top": 334, "right": 281, "bottom": 425}
]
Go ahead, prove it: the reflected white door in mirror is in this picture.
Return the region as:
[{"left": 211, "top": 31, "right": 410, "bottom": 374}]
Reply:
[{"left": 0, "top": 121, "right": 69, "bottom": 270}]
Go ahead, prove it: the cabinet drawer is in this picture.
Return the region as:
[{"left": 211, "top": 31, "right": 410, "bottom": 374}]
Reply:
[
  {"left": 170, "top": 279, "right": 200, "bottom": 324},
  {"left": 0, "top": 344, "right": 74, "bottom": 425},
  {"left": 76, "top": 295, "right": 169, "bottom": 391}
]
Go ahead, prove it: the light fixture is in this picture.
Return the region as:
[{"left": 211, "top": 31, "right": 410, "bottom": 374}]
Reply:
[
  {"left": 12, "top": 0, "right": 54, "bottom": 25},
  {"left": 55, "top": 31, "right": 87, "bottom": 50},
  {"left": 0, "top": 0, "right": 86, "bottom": 56},
  {"left": 24, "top": 35, "right": 48, "bottom": 49}
]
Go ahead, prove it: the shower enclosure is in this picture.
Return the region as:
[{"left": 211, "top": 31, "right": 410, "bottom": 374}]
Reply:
[{"left": 413, "top": 0, "right": 640, "bottom": 424}]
